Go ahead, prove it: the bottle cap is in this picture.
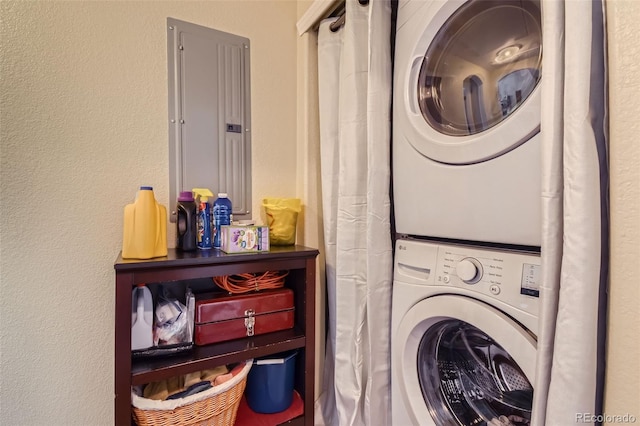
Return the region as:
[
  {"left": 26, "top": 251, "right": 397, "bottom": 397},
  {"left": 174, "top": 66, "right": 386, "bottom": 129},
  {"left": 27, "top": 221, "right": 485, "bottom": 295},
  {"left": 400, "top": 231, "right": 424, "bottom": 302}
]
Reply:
[
  {"left": 218, "top": 193, "right": 228, "bottom": 198},
  {"left": 178, "top": 191, "right": 194, "bottom": 202},
  {"left": 140, "top": 186, "right": 153, "bottom": 191}
]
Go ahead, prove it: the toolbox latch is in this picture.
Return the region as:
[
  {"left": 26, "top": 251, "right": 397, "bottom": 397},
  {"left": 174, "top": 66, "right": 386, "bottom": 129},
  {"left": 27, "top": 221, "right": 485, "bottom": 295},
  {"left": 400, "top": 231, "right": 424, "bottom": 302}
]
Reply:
[{"left": 244, "top": 309, "right": 256, "bottom": 336}]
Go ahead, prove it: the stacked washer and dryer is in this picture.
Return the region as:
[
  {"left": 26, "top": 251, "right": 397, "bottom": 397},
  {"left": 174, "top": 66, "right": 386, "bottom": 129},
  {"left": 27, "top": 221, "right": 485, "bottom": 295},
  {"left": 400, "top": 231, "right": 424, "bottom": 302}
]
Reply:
[{"left": 391, "top": 0, "right": 543, "bottom": 425}]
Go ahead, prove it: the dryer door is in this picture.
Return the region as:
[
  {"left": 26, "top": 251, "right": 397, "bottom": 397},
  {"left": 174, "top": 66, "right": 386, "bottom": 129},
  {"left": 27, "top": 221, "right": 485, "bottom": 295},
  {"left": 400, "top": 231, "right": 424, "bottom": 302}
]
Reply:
[
  {"left": 394, "top": 295, "right": 536, "bottom": 426},
  {"left": 401, "top": 0, "right": 542, "bottom": 164}
]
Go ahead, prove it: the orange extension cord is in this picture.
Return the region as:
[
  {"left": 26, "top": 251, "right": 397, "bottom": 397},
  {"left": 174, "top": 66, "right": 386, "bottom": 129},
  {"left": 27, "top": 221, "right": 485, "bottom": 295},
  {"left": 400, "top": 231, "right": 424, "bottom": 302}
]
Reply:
[{"left": 213, "top": 271, "right": 289, "bottom": 294}]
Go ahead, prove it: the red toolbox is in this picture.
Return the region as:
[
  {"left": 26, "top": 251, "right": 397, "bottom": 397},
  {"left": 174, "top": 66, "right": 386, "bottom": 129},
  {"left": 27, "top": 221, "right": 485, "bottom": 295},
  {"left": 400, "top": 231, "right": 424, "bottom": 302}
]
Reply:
[{"left": 194, "top": 288, "right": 295, "bottom": 346}]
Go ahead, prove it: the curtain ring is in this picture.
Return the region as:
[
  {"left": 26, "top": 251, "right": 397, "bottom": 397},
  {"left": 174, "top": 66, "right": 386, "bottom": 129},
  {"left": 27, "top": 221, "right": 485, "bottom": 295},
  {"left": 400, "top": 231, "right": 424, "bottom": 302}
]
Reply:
[
  {"left": 330, "top": 14, "right": 346, "bottom": 32},
  {"left": 330, "top": 0, "right": 369, "bottom": 32}
]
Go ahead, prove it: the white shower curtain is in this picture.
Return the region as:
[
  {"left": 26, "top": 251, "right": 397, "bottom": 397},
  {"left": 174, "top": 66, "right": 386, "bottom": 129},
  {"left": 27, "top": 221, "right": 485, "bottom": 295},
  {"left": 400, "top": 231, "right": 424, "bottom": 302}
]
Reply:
[
  {"left": 534, "top": 1, "right": 608, "bottom": 424},
  {"left": 315, "top": 1, "right": 393, "bottom": 425}
]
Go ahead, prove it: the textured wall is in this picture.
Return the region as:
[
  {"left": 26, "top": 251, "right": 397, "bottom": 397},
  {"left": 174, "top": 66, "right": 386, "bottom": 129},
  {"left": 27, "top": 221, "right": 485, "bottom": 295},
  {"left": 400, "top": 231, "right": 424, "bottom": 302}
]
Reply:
[
  {"left": 604, "top": 0, "right": 640, "bottom": 421},
  {"left": 2, "top": 0, "right": 638, "bottom": 424},
  {"left": 0, "top": 1, "right": 298, "bottom": 424}
]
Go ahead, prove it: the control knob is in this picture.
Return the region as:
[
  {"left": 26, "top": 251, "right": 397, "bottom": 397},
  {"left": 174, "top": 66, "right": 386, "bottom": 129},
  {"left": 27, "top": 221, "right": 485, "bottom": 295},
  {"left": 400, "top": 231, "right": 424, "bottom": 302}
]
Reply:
[{"left": 456, "top": 257, "right": 483, "bottom": 284}]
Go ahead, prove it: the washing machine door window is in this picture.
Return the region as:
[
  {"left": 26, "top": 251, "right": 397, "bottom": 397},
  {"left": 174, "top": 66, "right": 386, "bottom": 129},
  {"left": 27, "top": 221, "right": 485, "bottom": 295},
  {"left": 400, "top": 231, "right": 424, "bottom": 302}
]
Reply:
[
  {"left": 394, "top": 295, "right": 536, "bottom": 426},
  {"left": 418, "top": 319, "right": 533, "bottom": 425},
  {"left": 419, "top": 0, "right": 541, "bottom": 137}
]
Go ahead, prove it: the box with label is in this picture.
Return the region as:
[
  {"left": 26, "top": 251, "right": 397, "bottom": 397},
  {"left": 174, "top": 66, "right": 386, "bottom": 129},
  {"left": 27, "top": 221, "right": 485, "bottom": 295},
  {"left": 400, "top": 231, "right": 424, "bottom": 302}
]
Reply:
[{"left": 220, "top": 225, "right": 269, "bottom": 253}]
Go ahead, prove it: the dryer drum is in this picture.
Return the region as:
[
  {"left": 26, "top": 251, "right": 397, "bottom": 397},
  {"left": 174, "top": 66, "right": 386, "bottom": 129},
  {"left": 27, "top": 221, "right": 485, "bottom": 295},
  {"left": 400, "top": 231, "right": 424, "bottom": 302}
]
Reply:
[{"left": 417, "top": 320, "right": 533, "bottom": 426}]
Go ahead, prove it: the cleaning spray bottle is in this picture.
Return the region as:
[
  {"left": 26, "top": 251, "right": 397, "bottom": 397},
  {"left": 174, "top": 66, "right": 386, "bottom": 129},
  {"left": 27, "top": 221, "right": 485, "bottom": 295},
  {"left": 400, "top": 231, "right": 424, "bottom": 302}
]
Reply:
[{"left": 192, "top": 188, "right": 214, "bottom": 250}]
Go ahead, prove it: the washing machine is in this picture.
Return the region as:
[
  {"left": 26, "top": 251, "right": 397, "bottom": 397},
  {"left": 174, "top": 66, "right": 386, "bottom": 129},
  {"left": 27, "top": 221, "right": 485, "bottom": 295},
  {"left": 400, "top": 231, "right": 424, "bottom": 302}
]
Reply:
[
  {"left": 393, "top": 0, "right": 543, "bottom": 246},
  {"left": 391, "top": 238, "right": 540, "bottom": 425}
]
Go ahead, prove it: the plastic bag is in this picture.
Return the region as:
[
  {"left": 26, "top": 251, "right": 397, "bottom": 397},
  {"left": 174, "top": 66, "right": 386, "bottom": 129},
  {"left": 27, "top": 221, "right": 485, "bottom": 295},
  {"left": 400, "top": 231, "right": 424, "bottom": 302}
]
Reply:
[
  {"left": 262, "top": 198, "right": 301, "bottom": 246},
  {"left": 154, "top": 286, "right": 191, "bottom": 346}
]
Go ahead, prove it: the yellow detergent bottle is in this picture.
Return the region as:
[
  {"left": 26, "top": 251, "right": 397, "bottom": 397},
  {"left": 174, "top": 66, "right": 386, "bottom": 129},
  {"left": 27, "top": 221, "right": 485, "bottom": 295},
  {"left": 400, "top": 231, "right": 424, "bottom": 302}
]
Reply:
[{"left": 122, "top": 186, "right": 168, "bottom": 259}]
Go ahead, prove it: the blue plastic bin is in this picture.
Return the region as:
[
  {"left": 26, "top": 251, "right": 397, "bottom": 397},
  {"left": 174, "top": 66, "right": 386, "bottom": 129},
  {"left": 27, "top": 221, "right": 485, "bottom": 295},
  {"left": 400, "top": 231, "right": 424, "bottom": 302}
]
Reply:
[{"left": 245, "top": 350, "right": 297, "bottom": 414}]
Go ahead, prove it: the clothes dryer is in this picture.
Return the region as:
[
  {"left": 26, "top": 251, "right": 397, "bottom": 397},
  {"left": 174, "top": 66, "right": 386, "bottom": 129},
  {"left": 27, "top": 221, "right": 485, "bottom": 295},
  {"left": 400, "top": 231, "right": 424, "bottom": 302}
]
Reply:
[
  {"left": 391, "top": 239, "right": 540, "bottom": 425},
  {"left": 393, "top": 0, "right": 542, "bottom": 246}
]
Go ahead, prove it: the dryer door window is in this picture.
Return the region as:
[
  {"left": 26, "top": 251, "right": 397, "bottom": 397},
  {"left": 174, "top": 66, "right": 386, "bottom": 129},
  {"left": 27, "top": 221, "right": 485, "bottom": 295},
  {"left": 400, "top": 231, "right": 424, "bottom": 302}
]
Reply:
[
  {"left": 418, "top": 319, "right": 533, "bottom": 425},
  {"left": 418, "top": 0, "right": 542, "bottom": 137}
]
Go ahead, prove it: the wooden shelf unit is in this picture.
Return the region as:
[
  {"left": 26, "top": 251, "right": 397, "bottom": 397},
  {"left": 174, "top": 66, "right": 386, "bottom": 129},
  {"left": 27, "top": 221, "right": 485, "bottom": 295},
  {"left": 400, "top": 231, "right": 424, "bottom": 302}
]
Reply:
[{"left": 114, "top": 245, "right": 319, "bottom": 426}]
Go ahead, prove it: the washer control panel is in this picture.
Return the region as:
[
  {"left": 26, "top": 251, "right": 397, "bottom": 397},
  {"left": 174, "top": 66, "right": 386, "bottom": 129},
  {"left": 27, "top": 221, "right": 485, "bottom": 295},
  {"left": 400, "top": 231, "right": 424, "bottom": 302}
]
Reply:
[
  {"left": 435, "top": 244, "right": 540, "bottom": 315},
  {"left": 394, "top": 239, "right": 541, "bottom": 318},
  {"left": 440, "top": 251, "right": 508, "bottom": 286},
  {"left": 394, "top": 238, "right": 541, "bottom": 333}
]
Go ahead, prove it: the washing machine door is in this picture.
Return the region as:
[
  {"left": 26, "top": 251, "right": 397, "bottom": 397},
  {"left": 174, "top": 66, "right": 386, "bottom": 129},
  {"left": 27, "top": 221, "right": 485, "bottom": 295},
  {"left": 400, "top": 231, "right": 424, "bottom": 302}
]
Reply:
[
  {"left": 394, "top": 295, "right": 536, "bottom": 426},
  {"left": 400, "top": 0, "right": 542, "bottom": 164}
]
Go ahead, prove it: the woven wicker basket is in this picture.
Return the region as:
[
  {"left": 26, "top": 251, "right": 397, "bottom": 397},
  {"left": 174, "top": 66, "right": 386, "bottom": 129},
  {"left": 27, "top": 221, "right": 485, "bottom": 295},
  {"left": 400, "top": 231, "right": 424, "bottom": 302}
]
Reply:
[{"left": 131, "top": 360, "right": 252, "bottom": 426}]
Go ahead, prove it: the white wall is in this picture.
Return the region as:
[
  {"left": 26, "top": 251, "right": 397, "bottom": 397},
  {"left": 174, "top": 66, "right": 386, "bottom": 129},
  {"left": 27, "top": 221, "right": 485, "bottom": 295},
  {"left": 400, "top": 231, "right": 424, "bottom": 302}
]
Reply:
[
  {"left": 0, "top": 1, "right": 298, "bottom": 424},
  {"left": 604, "top": 0, "right": 640, "bottom": 421}
]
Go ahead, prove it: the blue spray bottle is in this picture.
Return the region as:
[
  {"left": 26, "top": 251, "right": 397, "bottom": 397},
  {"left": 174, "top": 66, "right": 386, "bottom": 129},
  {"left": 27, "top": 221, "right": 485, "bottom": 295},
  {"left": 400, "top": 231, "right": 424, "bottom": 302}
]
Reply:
[{"left": 192, "top": 188, "right": 214, "bottom": 250}]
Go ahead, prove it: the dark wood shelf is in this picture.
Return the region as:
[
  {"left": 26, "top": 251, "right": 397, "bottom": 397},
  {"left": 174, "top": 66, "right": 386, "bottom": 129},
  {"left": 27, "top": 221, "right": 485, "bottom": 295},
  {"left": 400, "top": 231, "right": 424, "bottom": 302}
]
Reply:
[
  {"left": 279, "top": 416, "right": 305, "bottom": 426},
  {"left": 131, "top": 327, "right": 306, "bottom": 385},
  {"left": 114, "top": 245, "right": 318, "bottom": 426},
  {"left": 115, "top": 245, "right": 317, "bottom": 271}
]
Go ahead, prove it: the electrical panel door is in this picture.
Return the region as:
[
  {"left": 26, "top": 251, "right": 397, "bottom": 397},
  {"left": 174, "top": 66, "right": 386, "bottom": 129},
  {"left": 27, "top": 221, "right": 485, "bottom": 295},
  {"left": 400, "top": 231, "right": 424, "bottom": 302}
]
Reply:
[{"left": 168, "top": 18, "right": 251, "bottom": 221}]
